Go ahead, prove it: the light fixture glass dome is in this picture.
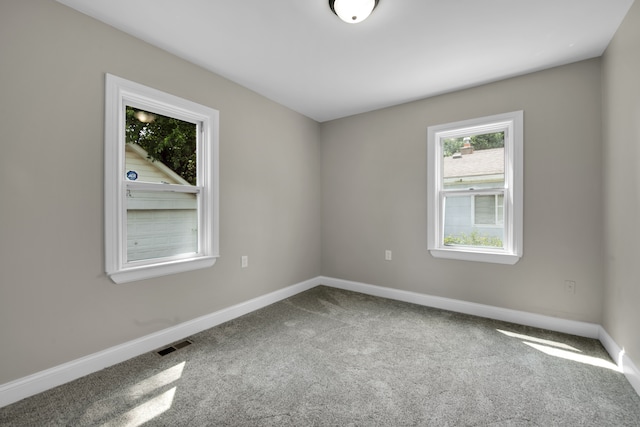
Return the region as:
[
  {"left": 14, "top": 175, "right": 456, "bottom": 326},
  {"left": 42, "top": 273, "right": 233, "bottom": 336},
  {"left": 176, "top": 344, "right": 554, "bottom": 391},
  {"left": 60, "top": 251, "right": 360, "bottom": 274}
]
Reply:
[{"left": 330, "top": 0, "right": 378, "bottom": 24}]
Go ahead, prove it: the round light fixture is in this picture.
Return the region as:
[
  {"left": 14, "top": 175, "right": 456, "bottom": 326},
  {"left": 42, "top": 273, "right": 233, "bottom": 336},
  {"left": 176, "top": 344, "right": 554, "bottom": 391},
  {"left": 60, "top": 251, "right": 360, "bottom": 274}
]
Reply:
[{"left": 329, "top": 0, "right": 379, "bottom": 24}]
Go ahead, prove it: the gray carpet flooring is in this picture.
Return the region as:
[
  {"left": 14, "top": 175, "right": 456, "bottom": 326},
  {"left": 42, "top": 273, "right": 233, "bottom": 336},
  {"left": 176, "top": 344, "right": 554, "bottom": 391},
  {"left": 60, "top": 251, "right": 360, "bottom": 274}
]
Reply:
[{"left": 1, "top": 285, "right": 639, "bottom": 426}]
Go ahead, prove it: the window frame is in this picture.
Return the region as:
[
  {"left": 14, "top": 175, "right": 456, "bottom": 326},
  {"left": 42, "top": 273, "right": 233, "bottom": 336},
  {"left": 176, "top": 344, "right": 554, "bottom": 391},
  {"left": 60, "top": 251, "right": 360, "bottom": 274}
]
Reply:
[
  {"left": 105, "top": 74, "right": 219, "bottom": 283},
  {"left": 427, "top": 111, "right": 523, "bottom": 264}
]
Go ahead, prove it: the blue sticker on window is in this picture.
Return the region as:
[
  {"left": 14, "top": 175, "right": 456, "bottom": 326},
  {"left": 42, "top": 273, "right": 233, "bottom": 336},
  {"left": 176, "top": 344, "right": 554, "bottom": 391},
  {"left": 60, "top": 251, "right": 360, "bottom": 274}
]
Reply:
[{"left": 126, "top": 170, "right": 138, "bottom": 181}]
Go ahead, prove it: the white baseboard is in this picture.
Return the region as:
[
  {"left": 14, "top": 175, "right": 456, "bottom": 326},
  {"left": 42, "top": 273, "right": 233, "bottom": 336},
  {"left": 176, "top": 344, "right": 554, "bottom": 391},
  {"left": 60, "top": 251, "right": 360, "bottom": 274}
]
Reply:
[
  {"left": 317, "top": 276, "right": 601, "bottom": 338},
  {"left": 598, "top": 326, "right": 640, "bottom": 396},
  {"left": 2, "top": 275, "right": 638, "bottom": 408},
  {"left": 0, "top": 277, "right": 318, "bottom": 409}
]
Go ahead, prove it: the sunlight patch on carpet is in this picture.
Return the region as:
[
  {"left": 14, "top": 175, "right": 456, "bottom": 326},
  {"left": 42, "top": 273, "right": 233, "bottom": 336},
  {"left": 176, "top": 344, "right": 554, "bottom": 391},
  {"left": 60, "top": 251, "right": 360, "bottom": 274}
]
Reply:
[
  {"left": 497, "top": 329, "right": 620, "bottom": 371},
  {"left": 103, "top": 387, "right": 177, "bottom": 427},
  {"left": 96, "top": 362, "right": 185, "bottom": 426},
  {"left": 129, "top": 361, "right": 185, "bottom": 398},
  {"left": 523, "top": 342, "right": 621, "bottom": 372},
  {"left": 496, "top": 329, "right": 581, "bottom": 352}
]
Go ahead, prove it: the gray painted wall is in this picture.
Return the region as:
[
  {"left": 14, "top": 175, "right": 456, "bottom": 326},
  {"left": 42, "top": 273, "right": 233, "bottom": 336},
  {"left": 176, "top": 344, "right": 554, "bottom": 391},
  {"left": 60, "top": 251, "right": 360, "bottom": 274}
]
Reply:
[
  {"left": 0, "top": 0, "right": 321, "bottom": 384},
  {"left": 321, "top": 59, "right": 604, "bottom": 324},
  {"left": 602, "top": 1, "right": 640, "bottom": 371}
]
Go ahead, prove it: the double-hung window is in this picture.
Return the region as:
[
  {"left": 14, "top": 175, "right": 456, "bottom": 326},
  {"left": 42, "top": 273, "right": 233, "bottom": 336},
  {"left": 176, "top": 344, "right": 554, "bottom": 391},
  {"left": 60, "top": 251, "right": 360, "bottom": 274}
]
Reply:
[
  {"left": 105, "top": 74, "right": 219, "bottom": 283},
  {"left": 427, "top": 111, "right": 523, "bottom": 264}
]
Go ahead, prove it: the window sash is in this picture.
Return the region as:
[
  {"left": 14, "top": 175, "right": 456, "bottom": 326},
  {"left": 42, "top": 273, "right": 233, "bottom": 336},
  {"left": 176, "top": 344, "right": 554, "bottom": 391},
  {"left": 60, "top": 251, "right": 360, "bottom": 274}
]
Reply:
[
  {"left": 438, "top": 182, "right": 510, "bottom": 253},
  {"left": 440, "top": 189, "right": 507, "bottom": 250},
  {"left": 123, "top": 183, "right": 203, "bottom": 266}
]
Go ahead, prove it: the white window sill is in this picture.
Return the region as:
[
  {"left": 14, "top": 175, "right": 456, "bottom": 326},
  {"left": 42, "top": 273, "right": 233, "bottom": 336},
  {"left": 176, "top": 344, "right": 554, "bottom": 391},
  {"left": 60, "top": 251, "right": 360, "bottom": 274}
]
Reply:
[
  {"left": 108, "top": 256, "right": 218, "bottom": 284},
  {"left": 429, "top": 248, "right": 521, "bottom": 265}
]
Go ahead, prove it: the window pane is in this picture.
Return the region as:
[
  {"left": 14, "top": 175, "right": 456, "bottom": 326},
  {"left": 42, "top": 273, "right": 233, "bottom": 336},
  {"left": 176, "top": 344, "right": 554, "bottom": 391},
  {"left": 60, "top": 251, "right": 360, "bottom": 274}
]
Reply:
[
  {"left": 442, "top": 132, "right": 505, "bottom": 190},
  {"left": 443, "top": 194, "right": 504, "bottom": 248},
  {"left": 126, "top": 190, "right": 198, "bottom": 262},
  {"left": 125, "top": 106, "right": 197, "bottom": 186}
]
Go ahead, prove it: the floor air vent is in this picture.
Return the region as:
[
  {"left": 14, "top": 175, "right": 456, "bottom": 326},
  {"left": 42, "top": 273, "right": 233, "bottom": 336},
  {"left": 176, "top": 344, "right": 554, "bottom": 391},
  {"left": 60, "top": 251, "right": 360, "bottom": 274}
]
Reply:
[{"left": 156, "top": 340, "right": 193, "bottom": 356}]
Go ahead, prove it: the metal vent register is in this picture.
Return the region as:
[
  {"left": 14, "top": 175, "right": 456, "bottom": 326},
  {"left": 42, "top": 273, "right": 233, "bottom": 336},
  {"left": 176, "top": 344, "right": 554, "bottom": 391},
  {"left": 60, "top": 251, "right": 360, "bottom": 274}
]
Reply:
[{"left": 156, "top": 340, "right": 193, "bottom": 356}]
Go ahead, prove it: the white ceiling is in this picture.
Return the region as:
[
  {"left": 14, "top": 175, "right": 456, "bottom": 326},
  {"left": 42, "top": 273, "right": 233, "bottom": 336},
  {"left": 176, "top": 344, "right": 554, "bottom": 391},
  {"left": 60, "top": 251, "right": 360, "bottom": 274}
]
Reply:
[{"left": 57, "top": 0, "right": 634, "bottom": 122}]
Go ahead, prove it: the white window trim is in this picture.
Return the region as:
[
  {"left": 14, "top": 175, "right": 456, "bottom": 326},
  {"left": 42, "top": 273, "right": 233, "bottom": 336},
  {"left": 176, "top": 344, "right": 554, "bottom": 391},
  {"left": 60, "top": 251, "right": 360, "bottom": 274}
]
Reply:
[
  {"left": 427, "top": 111, "right": 523, "bottom": 265},
  {"left": 105, "top": 74, "right": 219, "bottom": 283}
]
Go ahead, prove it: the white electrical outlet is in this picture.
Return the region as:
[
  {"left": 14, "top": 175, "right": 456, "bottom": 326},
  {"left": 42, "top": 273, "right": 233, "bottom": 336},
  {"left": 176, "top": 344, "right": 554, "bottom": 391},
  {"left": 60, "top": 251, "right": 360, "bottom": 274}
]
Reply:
[
  {"left": 241, "top": 256, "right": 248, "bottom": 268},
  {"left": 385, "top": 250, "right": 392, "bottom": 261}
]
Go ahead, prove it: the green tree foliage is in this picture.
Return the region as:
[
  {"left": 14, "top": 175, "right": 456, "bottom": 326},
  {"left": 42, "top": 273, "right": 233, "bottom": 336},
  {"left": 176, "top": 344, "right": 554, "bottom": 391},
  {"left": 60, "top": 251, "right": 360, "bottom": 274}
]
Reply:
[
  {"left": 125, "top": 107, "right": 197, "bottom": 185},
  {"left": 472, "top": 131, "right": 504, "bottom": 150},
  {"left": 442, "top": 138, "right": 463, "bottom": 157},
  {"left": 443, "top": 230, "right": 503, "bottom": 248},
  {"left": 442, "top": 131, "right": 504, "bottom": 157}
]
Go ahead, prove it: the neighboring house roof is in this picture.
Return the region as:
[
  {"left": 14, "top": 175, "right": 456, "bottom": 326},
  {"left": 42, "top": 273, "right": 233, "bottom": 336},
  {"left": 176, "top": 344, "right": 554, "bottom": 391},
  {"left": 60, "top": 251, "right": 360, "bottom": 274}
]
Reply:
[
  {"left": 125, "top": 143, "right": 191, "bottom": 185},
  {"left": 443, "top": 147, "right": 504, "bottom": 179}
]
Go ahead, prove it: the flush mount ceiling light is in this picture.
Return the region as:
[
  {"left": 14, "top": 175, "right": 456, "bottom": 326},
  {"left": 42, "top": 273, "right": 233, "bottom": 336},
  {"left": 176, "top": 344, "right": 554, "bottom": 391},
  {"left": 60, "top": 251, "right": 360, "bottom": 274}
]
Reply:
[{"left": 329, "top": 0, "right": 379, "bottom": 24}]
